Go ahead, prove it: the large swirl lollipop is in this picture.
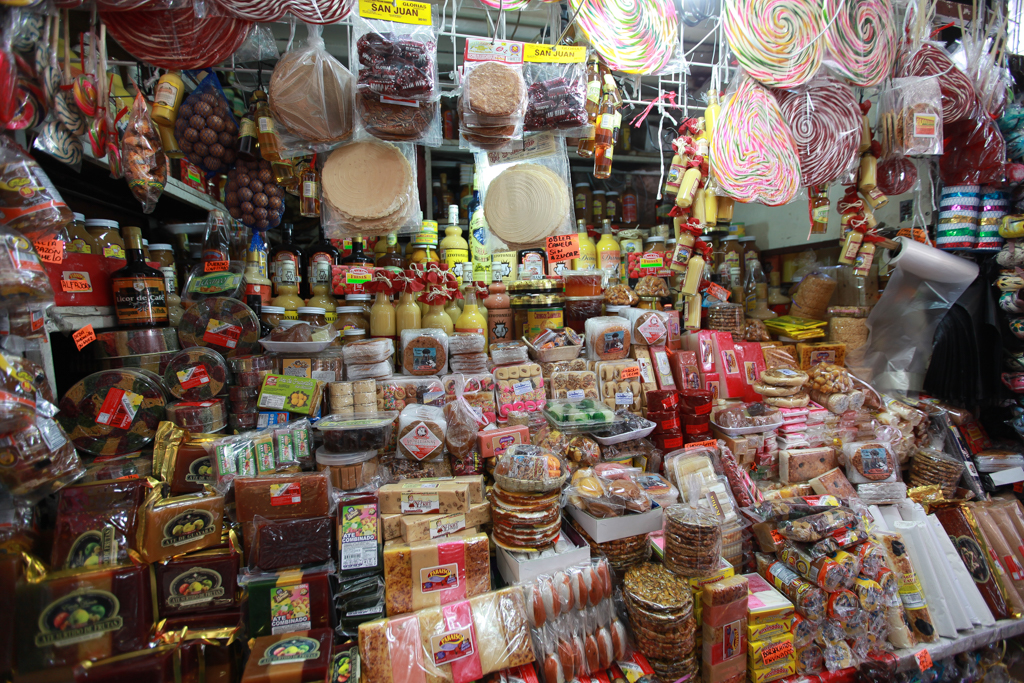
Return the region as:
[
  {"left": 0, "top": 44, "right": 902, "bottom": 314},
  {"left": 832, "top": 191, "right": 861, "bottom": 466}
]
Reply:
[
  {"left": 710, "top": 75, "right": 801, "bottom": 206},
  {"left": 569, "top": 0, "right": 679, "bottom": 75},
  {"left": 904, "top": 44, "right": 976, "bottom": 124},
  {"left": 776, "top": 75, "right": 861, "bottom": 186},
  {"left": 824, "top": 0, "right": 897, "bottom": 87},
  {"left": 723, "top": 0, "right": 824, "bottom": 88}
]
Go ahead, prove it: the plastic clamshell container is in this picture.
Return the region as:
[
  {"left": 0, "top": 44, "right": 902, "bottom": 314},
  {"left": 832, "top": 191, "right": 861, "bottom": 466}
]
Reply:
[
  {"left": 590, "top": 417, "right": 657, "bottom": 445},
  {"left": 542, "top": 398, "right": 624, "bottom": 433},
  {"left": 315, "top": 411, "right": 397, "bottom": 453},
  {"left": 315, "top": 447, "right": 380, "bottom": 491},
  {"left": 258, "top": 329, "right": 339, "bottom": 353}
]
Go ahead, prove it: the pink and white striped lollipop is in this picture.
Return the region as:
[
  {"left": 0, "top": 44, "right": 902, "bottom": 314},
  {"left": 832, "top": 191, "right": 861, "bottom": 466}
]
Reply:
[
  {"left": 569, "top": 0, "right": 679, "bottom": 75},
  {"left": 711, "top": 75, "right": 801, "bottom": 206},
  {"left": 776, "top": 75, "right": 861, "bottom": 186},
  {"left": 824, "top": 0, "right": 897, "bottom": 87},
  {"left": 723, "top": 0, "right": 824, "bottom": 88}
]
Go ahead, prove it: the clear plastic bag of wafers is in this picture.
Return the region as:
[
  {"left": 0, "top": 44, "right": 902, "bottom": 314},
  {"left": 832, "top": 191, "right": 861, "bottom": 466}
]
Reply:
[
  {"left": 349, "top": 11, "right": 442, "bottom": 146},
  {"left": 457, "top": 38, "right": 528, "bottom": 152}
]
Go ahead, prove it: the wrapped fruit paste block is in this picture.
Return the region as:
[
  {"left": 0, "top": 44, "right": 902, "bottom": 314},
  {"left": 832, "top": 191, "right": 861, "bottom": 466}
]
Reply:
[
  {"left": 136, "top": 488, "right": 226, "bottom": 563},
  {"left": 162, "top": 347, "right": 230, "bottom": 401},
  {"left": 234, "top": 470, "right": 333, "bottom": 549},
  {"left": 318, "top": 411, "right": 397, "bottom": 452},
  {"left": 50, "top": 479, "right": 147, "bottom": 570},
  {"left": 258, "top": 374, "right": 325, "bottom": 416},
  {"left": 15, "top": 564, "right": 153, "bottom": 679},
  {"left": 378, "top": 481, "right": 470, "bottom": 515},
  {"left": 359, "top": 586, "right": 534, "bottom": 683},
  {"left": 0, "top": 353, "right": 54, "bottom": 432},
  {"left": 165, "top": 399, "right": 227, "bottom": 433},
  {"left": 248, "top": 516, "right": 334, "bottom": 573},
  {"left": 92, "top": 328, "right": 180, "bottom": 359},
  {"left": 163, "top": 432, "right": 223, "bottom": 495},
  {"left": 178, "top": 296, "right": 260, "bottom": 358},
  {"left": 338, "top": 492, "right": 384, "bottom": 579},
  {"left": 0, "top": 415, "right": 84, "bottom": 498},
  {"left": 245, "top": 569, "right": 333, "bottom": 638},
  {"left": 382, "top": 529, "right": 490, "bottom": 616},
  {"left": 72, "top": 644, "right": 195, "bottom": 683},
  {"left": 240, "top": 628, "right": 333, "bottom": 683},
  {"left": 153, "top": 546, "right": 240, "bottom": 618},
  {"left": 57, "top": 369, "right": 168, "bottom": 456},
  {"left": 935, "top": 505, "right": 1017, "bottom": 621}
]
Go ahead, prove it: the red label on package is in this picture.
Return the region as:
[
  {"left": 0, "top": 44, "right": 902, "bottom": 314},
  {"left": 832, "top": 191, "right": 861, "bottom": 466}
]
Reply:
[
  {"left": 204, "top": 260, "right": 230, "bottom": 273},
  {"left": 706, "top": 282, "right": 730, "bottom": 301},
  {"left": 270, "top": 482, "right": 302, "bottom": 506},
  {"left": 684, "top": 439, "right": 717, "bottom": 451},
  {"left": 73, "top": 324, "right": 96, "bottom": 351},
  {"left": 176, "top": 365, "right": 210, "bottom": 389},
  {"left": 95, "top": 388, "right": 142, "bottom": 429},
  {"left": 203, "top": 319, "right": 242, "bottom": 349}
]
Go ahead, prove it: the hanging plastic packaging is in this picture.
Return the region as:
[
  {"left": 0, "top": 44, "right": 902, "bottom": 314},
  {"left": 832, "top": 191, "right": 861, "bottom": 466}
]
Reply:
[
  {"left": 0, "top": 135, "right": 72, "bottom": 241},
  {"left": 122, "top": 89, "right": 167, "bottom": 213},
  {"left": 173, "top": 70, "right": 239, "bottom": 175}
]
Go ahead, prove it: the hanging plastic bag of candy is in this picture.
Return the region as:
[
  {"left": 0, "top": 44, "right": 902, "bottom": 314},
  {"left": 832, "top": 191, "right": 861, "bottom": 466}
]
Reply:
[
  {"left": 122, "top": 89, "right": 168, "bottom": 214},
  {"left": 173, "top": 70, "right": 239, "bottom": 175},
  {"left": 0, "top": 12, "right": 21, "bottom": 130},
  {"left": 941, "top": 105, "right": 1008, "bottom": 186},
  {"left": 269, "top": 23, "right": 354, "bottom": 151},
  {"left": 349, "top": 9, "right": 440, "bottom": 146},
  {"left": 224, "top": 156, "right": 285, "bottom": 231},
  {"left": 522, "top": 44, "right": 588, "bottom": 135},
  {"left": 0, "top": 135, "right": 73, "bottom": 242},
  {"left": 877, "top": 76, "right": 943, "bottom": 157}
]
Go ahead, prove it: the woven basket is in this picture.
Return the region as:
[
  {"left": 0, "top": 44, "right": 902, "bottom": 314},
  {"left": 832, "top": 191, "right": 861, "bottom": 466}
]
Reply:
[{"left": 494, "top": 471, "right": 568, "bottom": 494}]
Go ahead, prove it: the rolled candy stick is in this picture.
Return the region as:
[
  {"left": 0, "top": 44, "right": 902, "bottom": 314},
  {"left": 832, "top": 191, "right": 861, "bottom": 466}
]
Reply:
[
  {"left": 723, "top": 0, "right": 824, "bottom": 88},
  {"left": 824, "top": 0, "right": 898, "bottom": 87},
  {"left": 903, "top": 44, "right": 976, "bottom": 124},
  {"left": 776, "top": 75, "right": 862, "bottom": 186},
  {"left": 710, "top": 75, "right": 801, "bottom": 206}
]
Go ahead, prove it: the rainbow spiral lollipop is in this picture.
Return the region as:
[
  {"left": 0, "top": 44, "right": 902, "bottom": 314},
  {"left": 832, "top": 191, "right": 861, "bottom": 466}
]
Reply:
[
  {"left": 569, "top": 0, "right": 679, "bottom": 75},
  {"left": 824, "top": 0, "right": 897, "bottom": 87},
  {"left": 776, "top": 75, "right": 861, "bottom": 186},
  {"left": 710, "top": 75, "right": 801, "bottom": 206},
  {"left": 723, "top": 0, "right": 824, "bottom": 88},
  {"left": 476, "top": 0, "right": 532, "bottom": 9}
]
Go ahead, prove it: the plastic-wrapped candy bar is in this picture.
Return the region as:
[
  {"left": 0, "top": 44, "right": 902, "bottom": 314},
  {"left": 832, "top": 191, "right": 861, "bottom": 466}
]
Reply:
[
  {"left": 525, "top": 76, "right": 587, "bottom": 131},
  {"left": 152, "top": 546, "right": 240, "bottom": 618},
  {"left": 234, "top": 470, "right": 333, "bottom": 549},
  {"left": 50, "top": 479, "right": 147, "bottom": 570},
  {"left": 15, "top": 564, "right": 153, "bottom": 679},
  {"left": 755, "top": 552, "right": 826, "bottom": 621},
  {"left": 162, "top": 347, "right": 230, "bottom": 400},
  {"left": 777, "top": 540, "right": 847, "bottom": 592},
  {"left": 136, "top": 489, "right": 226, "bottom": 563},
  {"left": 178, "top": 296, "right": 260, "bottom": 358},
  {"left": 777, "top": 508, "right": 858, "bottom": 543},
  {"left": 247, "top": 516, "right": 334, "bottom": 572},
  {"left": 240, "top": 628, "right": 334, "bottom": 683},
  {"left": 243, "top": 569, "right": 333, "bottom": 638},
  {"left": 356, "top": 32, "right": 435, "bottom": 99},
  {"left": 57, "top": 369, "right": 167, "bottom": 456}
]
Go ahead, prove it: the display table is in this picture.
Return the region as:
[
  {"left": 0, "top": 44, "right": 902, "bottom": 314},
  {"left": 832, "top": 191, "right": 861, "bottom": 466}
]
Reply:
[{"left": 894, "top": 619, "right": 1024, "bottom": 671}]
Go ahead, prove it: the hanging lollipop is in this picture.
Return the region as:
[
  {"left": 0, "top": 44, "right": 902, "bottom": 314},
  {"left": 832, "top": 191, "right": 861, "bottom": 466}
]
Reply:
[
  {"left": 71, "top": 32, "right": 98, "bottom": 118},
  {"left": 568, "top": 0, "right": 679, "bottom": 74},
  {"left": 7, "top": 54, "right": 47, "bottom": 130},
  {"left": 37, "top": 16, "right": 61, "bottom": 110},
  {"left": 56, "top": 12, "right": 87, "bottom": 136}
]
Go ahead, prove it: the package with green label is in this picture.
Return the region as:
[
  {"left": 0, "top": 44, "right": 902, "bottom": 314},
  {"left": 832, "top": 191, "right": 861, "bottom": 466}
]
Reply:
[
  {"left": 258, "top": 374, "right": 326, "bottom": 415},
  {"left": 240, "top": 628, "right": 334, "bottom": 683},
  {"left": 338, "top": 491, "right": 383, "bottom": 580},
  {"left": 242, "top": 570, "right": 333, "bottom": 638},
  {"left": 15, "top": 564, "right": 153, "bottom": 679},
  {"left": 152, "top": 546, "right": 240, "bottom": 618},
  {"left": 136, "top": 488, "right": 226, "bottom": 563}
]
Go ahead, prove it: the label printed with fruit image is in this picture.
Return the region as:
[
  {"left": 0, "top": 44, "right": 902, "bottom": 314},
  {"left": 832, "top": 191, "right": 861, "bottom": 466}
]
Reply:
[
  {"left": 184, "top": 456, "right": 214, "bottom": 484},
  {"left": 167, "top": 568, "right": 225, "bottom": 607},
  {"left": 258, "top": 636, "right": 321, "bottom": 666},
  {"left": 270, "top": 583, "right": 311, "bottom": 634},
  {"left": 35, "top": 589, "right": 123, "bottom": 647},
  {"left": 64, "top": 527, "right": 118, "bottom": 569},
  {"left": 161, "top": 509, "right": 215, "bottom": 547}
]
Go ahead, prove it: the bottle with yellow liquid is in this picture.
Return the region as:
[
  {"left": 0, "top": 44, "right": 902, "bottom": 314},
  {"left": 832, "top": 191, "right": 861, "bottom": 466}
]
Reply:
[
  {"left": 396, "top": 289, "right": 421, "bottom": 335},
  {"left": 596, "top": 219, "right": 621, "bottom": 279},
  {"left": 439, "top": 204, "right": 469, "bottom": 284},
  {"left": 455, "top": 283, "right": 486, "bottom": 346},
  {"left": 572, "top": 219, "right": 597, "bottom": 270},
  {"left": 422, "top": 297, "right": 454, "bottom": 334}
]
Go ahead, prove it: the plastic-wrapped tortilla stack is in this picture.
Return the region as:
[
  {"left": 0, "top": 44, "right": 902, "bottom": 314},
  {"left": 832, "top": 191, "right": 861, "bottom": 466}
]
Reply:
[{"left": 321, "top": 140, "right": 414, "bottom": 236}]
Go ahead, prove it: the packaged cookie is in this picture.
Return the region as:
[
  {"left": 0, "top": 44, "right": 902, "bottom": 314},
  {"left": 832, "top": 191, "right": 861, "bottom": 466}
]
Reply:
[
  {"left": 550, "top": 370, "right": 599, "bottom": 400},
  {"left": 396, "top": 403, "right": 446, "bottom": 461},
  {"left": 493, "top": 361, "right": 545, "bottom": 418},
  {"left": 491, "top": 341, "right": 530, "bottom": 365},
  {"left": 908, "top": 447, "right": 963, "bottom": 497},
  {"left": 586, "top": 317, "right": 631, "bottom": 361},
  {"left": 594, "top": 360, "right": 644, "bottom": 414},
  {"left": 342, "top": 338, "right": 394, "bottom": 365},
  {"left": 663, "top": 474, "right": 722, "bottom": 577},
  {"left": 842, "top": 438, "right": 899, "bottom": 484},
  {"left": 377, "top": 377, "right": 445, "bottom": 410},
  {"left": 443, "top": 376, "right": 488, "bottom": 464},
  {"left": 400, "top": 328, "right": 448, "bottom": 376},
  {"left": 809, "top": 467, "right": 858, "bottom": 498},
  {"left": 495, "top": 444, "right": 568, "bottom": 493}
]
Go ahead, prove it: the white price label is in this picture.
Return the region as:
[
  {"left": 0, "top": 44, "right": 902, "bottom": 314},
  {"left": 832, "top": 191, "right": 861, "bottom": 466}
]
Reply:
[{"left": 615, "top": 391, "right": 634, "bottom": 405}]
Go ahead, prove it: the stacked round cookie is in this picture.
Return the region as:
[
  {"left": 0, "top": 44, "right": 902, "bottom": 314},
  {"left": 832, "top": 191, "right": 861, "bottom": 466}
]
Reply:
[
  {"left": 321, "top": 141, "right": 414, "bottom": 236},
  {"left": 568, "top": 518, "right": 651, "bottom": 573},
  {"left": 459, "top": 61, "right": 525, "bottom": 150},
  {"left": 753, "top": 368, "right": 809, "bottom": 408},
  {"left": 663, "top": 504, "right": 722, "bottom": 577},
  {"left": 489, "top": 486, "right": 561, "bottom": 550},
  {"left": 623, "top": 563, "right": 698, "bottom": 679}
]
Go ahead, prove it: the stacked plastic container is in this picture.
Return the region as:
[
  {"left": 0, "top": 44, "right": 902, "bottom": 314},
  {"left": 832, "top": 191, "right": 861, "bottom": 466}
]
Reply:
[
  {"left": 977, "top": 186, "right": 1009, "bottom": 251},
  {"left": 936, "top": 184, "right": 980, "bottom": 250}
]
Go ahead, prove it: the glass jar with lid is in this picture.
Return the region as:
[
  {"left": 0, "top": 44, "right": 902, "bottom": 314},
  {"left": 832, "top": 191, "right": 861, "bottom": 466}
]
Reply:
[
  {"left": 262, "top": 304, "right": 286, "bottom": 329},
  {"left": 565, "top": 296, "right": 603, "bottom": 332},
  {"left": 86, "top": 219, "right": 125, "bottom": 260},
  {"left": 345, "top": 293, "right": 372, "bottom": 319},
  {"left": 64, "top": 213, "right": 99, "bottom": 255},
  {"left": 562, "top": 269, "right": 604, "bottom": 297},
  {"left": 149, "top": 243, "right": 177, "bottom": 294},
  {"left": 645, "top": 236, "right": 666, "bottom": 253},
  {"left": 511, "top": 293, "right": 565, "bottom": 339},
  {"left": 334, "top": 305, "right": 369, "bottom": 332},
  {"left": 298, "top": 306, "right": 329, "bottom": 326},
  {"left": 342, "top": 328, "right": 367, "bottom": 345},
  {"left": 618, "top": 229, "right": 644, "bottom": 256}
]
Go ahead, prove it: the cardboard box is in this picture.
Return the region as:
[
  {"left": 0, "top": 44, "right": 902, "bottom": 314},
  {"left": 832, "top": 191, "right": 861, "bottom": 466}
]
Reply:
[
  {"left": 712, "top": 331, "right": 747, "bottom": 398},
  {"left": 747, "top": 617, "right": 793, "bottom": 642},
  {"left": 495, "top": 521, "right": 590, "bottom": 584},
  {"left": 565, "top": 503, "right": 663, "bottom": 544},
  {"left": 748, "top": 633, "right": 795, "bottom": 668},
  {"left": 749, "top": 656, "right": 796, "bottom": 683},
  {"left": 400, "top": 501, "right": 491, "bottom": 543},
  {"left": 745, "top": 572, "right": 796, "bottom": 625},
  {"left": 685, "top": 329, "right": 717, "bottom": 373}
]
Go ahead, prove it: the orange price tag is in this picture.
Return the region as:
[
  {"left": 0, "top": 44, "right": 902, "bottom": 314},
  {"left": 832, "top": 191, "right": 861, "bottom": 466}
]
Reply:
[
  {"left": 546, "top": 234, "right": 580, "bottom": 263},
  {"left": 33, "top": 239, "right": 64, "bottom": 264},
  {"left": 73, "top": 324, "right": 96, "bottom": 351},
  {"left": 684, "top": 439, "right": 717, "bottom": 451},
  {"left": 706, "top": 282, "right": 730, "bottom": 302},
  {"left": 620, "top": 366, "right": 641, "bottom": 380},
  {"left": 205, "top": 260, "right": 230, "bottom": 273},
  {"left": 915, "top": 650, "right": 933, "bottom": 672},
  {"left": 61, "top": 279, "right": 92, "bottom": 292}
]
